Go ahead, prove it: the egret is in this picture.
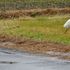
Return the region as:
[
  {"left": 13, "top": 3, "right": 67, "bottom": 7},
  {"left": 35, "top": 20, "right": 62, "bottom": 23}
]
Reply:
[{"left": 64, "top": 19, "right": 70, "bottom": 33}]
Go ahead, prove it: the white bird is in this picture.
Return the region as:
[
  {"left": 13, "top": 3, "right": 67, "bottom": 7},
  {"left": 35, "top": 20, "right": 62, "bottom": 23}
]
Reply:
[{"left": 64, "top": 19, "right": 70, "bottom": 33}]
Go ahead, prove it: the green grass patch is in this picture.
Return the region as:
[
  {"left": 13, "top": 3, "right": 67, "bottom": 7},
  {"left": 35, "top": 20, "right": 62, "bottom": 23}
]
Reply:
[{"left": 0, "top": 15, "right": 70, "bottom": 45}]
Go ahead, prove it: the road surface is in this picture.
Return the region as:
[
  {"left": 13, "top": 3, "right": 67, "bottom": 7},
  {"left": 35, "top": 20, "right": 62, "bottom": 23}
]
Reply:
[{"left": 0, "top": 48, "right": 70, "bottom": 70}]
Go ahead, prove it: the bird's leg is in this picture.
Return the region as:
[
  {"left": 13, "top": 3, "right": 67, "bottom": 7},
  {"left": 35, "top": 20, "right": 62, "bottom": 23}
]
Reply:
[{"left": 64, "top": 28, "right": 68, "bottom": 33}]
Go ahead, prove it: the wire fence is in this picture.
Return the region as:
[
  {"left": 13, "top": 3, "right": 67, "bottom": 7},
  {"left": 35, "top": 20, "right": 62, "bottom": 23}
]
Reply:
[{"left": 0, "top": 1, "right": 70, "bottom": 11}]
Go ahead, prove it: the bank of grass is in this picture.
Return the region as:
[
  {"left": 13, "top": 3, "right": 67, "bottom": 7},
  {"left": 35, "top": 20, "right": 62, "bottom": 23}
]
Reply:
[
  {"left": 0, "top": 15, "right": 70, "bottom": 45},
  {"left": 0, "top": 0, "right": 70, "bottom": 2}
]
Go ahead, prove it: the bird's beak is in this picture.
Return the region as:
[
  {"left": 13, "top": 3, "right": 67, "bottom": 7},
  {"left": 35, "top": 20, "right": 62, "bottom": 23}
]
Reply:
[{"left": 64, "top": 28, "right": 68, "bottom": 33}]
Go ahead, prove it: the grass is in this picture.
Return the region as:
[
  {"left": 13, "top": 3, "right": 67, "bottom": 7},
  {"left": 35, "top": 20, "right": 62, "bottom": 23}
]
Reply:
[
  {"left": 0, "top": 0, "right": 69, "bottom": 10},
  {"left": 0, "top": 0, "right": 70, "bottom": 2},
  {"left": 0, "top": 15, "right": 70, "bottom": 45}
]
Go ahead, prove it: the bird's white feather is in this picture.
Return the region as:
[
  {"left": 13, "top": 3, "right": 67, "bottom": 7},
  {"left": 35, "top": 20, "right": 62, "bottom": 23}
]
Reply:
[{"left": 64, "top": 19, "right": 70, "bottom": 28}]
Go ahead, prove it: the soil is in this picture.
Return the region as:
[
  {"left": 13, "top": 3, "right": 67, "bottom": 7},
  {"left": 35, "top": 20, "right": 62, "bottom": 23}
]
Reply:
[
  {"left": 0, "top": 35, "right": 70, "bottom": 60},
  {"left": 0, "top": 34, "right": 70, "bottom": 53}
]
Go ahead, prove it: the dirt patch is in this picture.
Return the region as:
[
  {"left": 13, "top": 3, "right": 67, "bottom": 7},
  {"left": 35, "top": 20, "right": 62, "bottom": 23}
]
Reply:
[
  {"left": 0, "top": 35, "right": 70, "bottom": 60},
  {"left": 0, "top": 35, "right": 70, "bottom": 53}
]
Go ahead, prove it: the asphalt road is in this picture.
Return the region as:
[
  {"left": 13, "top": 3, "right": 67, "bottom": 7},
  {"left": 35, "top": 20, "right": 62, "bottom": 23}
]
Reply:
[{"left": 0, "top": 48, "right": 70, "bottom": 70}]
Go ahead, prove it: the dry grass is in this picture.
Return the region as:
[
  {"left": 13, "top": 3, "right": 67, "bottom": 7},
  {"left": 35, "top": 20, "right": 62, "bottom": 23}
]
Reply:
[{"left": 0, "top": 8, "right": 70, "bottom": 18}]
